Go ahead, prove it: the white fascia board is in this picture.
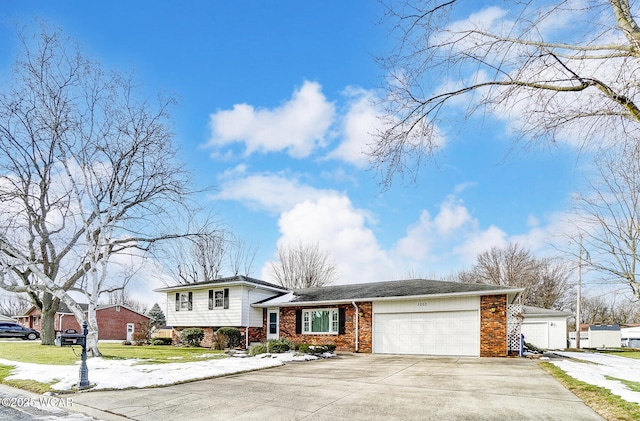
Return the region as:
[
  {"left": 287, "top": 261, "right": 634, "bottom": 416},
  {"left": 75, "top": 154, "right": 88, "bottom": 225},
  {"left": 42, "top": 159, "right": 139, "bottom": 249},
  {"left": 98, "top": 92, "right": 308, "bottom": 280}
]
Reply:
[
  {"left": 155, "top": 281, "right": 288, "bottom": 294},
  {"left": 252, "top": 288, "right": 523, "bottom": 308}
]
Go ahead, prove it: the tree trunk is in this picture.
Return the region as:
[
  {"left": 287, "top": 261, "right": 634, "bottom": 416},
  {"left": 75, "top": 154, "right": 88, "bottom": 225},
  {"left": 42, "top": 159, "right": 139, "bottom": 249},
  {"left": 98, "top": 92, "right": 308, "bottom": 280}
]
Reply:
[
  {"left": 40, "top": 293, "right": 60, "bottom": 345},
  {"left": 40, "top": 308, "right": 57, "bottom": 345},
  {"left": 86, "top": 302, "right": 101, "bottom": 357}
]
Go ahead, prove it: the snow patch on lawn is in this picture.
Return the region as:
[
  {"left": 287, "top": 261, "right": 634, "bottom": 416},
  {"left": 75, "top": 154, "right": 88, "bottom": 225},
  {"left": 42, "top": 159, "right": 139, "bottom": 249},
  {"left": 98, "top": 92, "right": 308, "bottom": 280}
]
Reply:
[
  {"left": 551, "top": 351, "right": 640, "bottom": 404},
  {"left": 0, "top": 352, "right": 326, "bottom": 391}
]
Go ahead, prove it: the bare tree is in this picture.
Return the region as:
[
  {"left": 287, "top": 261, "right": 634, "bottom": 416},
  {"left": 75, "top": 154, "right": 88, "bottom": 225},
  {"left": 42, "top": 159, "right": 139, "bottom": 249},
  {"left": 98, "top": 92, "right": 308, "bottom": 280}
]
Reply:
[
  {"left": 228, "top": 236, "right": 258, "bottom": 277},
  {"left": 268, "top": 242, "right": 338, "bottom": 289},
  {"left": 103, "top": 289, "right": 148, "bottom": 315},
  {"left": 572, "top": 145, "right": 640, "bottom": 300},
  {"left": 162, "top": 230, "right": 256, "bottom": 285},
  {"left": 373, "top": 1, "right": 640, "bottom": 186},
  {"left": 580, "top": 292, "right": 639, "bottom": 325},
  {"left": 0, "top": 26, "right": 203, "bottom": 355},
  {"left": 456, "top": 243, "right": 573, "bottom": 309},
  {"left": 0, "top": 293, "right": 31, "bottom": 317}
]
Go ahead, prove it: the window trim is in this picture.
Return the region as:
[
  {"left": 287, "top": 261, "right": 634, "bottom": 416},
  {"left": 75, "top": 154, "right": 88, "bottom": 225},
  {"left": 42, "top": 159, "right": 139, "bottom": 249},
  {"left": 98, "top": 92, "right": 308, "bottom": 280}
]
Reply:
[
  {"left": 175, "top": 292, "right": 193, "bottom": 311},
  {"left": 208, "top": 288, "right": 230, "bottom": 310},
  {"left": 302, "top": 308, "right": 339, "bottom": 335}
]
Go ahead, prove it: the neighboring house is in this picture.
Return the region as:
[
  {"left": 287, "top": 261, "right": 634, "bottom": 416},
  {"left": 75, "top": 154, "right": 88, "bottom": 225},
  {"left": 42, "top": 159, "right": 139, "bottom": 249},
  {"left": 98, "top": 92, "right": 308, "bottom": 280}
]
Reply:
[
  {"left": 157, "top": 277, "right": 524, "bottom": 357},
  {"left": 621, "top": 325, "right": 640, "bottom": 348},
  {"left": 155, "top": 276, "right": 290, "bottom": 348},
  {"left": 520, "top": 306, "right": 571, "bottom": 350},
  {"left": 569, "top": 324, "right": 622, "bottom": 348},
  {"left": 16, "top": 303, "right": 150, "bottom": 341}
]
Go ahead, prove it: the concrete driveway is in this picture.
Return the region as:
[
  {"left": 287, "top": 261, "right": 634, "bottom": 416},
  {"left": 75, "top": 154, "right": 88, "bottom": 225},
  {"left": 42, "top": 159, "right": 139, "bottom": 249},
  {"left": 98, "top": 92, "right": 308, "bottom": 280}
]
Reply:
[{"left": 69, "top": 354, "right": 604, "bottom": 421}]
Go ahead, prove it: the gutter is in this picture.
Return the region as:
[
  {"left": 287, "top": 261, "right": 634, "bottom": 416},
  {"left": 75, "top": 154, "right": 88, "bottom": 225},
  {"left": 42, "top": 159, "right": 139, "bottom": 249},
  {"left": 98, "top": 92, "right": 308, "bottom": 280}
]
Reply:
[
  {"left": 252, "top": 288, "right": 526, "bottom": 308},
  {"left": 352, "top": 301, "right": 359, "bottom": 352}
]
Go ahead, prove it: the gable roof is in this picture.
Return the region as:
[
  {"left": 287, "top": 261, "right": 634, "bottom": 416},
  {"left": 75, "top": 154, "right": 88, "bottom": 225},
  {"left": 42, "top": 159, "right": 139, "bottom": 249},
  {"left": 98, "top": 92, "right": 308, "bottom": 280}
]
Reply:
[
  {"left": 522, "top": 305, "right": 572, "bottom": 317},
  {"left": 21, "top": 302, "right": 148, "bottom": 318},
  {"left": 154, "top": 275, "right": 288, "bottom": 293},
  {"left": 58, "top": 302, "right": 89, "bottom": 314},
  {"left": 255, "top": 278, "right": 522, "bottom": 307}
]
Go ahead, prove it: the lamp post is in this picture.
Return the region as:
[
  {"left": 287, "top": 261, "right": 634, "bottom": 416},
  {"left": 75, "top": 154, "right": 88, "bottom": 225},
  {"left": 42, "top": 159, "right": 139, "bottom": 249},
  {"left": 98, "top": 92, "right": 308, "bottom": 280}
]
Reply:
[{"left": 78, "top": 321, "right": 91, "bottom": 390}]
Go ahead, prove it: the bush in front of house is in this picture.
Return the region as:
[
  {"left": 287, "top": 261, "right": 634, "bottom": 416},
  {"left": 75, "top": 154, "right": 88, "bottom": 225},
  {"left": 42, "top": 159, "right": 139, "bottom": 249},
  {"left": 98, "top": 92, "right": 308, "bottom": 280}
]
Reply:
[
  {"left": 180, "top": 328, "right": 204, "bottom": 347},
  {"left": 297, "top": 343, "right": 336, "bottom": 355},
  {"left": 247, "top": 338, "right": 292, "bottom": 356},
  {"left": 248, "top": 343, "right": 268, "bottom": 356},
  {"left": 151, "top": 337, "right": 173, "bottom": 346},
  {"left": 267, "top": 338, "right": 291, "bottom": 353},
  {"left": 214, "top": 327, "right": 242, "bottom": 350},
  {"left": 133, "top": 331, "right": 148, "bottom": 346}
]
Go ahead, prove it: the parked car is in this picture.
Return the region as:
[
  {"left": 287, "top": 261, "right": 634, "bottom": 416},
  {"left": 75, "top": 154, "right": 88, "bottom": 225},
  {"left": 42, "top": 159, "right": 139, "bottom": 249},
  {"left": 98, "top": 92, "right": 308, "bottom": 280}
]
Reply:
[{"left": 0, "top": 322, "right": 40, "bottom": 340}]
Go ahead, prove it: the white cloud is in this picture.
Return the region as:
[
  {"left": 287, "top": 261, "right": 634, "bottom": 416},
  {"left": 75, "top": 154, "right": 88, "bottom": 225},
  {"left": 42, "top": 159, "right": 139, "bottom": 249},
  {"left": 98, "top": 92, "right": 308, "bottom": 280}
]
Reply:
[
  {"left": 207, "top": 81, "right": 335, "bottom": 158},
  {"left": 453, "top": 225, "right": 508, "bottom": 265},
  {"left": 327, "top": 87, "right": 383, "bottom": 167},
  {"left": 262, "top": 195, "right": 396, "bottom": 284},
  {"left": 211, "top": 171, "right": 336, "bottom": 214},
  {"left": 214, "top": 167, "right": 576, "bottom": 283},
  {"left": 434, "top": 196, "right": 473, "bottom": 235}
]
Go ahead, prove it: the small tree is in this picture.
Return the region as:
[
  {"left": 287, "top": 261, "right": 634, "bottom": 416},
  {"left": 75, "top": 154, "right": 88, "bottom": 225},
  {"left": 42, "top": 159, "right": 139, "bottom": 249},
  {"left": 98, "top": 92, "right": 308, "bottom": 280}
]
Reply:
[{"left": 147, "top": 303, "right": 166, "bottom": 328}]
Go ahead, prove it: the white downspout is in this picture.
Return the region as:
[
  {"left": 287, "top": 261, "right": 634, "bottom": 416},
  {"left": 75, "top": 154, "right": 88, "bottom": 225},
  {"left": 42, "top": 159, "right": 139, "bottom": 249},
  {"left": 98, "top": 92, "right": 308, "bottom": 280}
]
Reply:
[
  {"left": 59, "top": 314, "right": 64, "bottom": 331},
  {"left": 352, "top": 301, "right": 359, "bottom": 352}
]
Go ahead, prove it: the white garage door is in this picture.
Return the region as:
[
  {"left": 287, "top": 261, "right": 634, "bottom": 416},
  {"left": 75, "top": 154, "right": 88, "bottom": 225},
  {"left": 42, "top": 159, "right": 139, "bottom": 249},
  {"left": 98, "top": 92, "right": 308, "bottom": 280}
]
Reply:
[
  {"left": 373, "top": 311, "right": 479, "bottom": 356},
  {"left": 521, "top": 322, "right": 548, "bottom": 349}
]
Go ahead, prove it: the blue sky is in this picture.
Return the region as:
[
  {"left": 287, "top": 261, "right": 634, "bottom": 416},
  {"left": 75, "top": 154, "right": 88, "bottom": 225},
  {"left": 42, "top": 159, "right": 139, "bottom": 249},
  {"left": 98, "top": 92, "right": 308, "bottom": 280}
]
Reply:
[{"left": 0, "top": 2, "right": 584, "bottom": 305}]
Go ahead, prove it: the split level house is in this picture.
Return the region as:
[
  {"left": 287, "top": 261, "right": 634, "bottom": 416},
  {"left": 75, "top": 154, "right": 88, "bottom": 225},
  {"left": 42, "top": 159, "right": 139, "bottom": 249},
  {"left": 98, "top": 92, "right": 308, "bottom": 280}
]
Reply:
[
  {"left": 156, "top": 275, "right": 527, "bottom": 357},
  {"left": 17, "top": 303, "right": 150, "bottom": 341}
]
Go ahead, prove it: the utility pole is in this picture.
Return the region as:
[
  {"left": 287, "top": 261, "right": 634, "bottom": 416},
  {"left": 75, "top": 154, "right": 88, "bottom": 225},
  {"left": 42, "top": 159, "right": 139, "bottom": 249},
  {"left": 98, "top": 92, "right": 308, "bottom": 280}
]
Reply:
[{"left": 576, "top": 238, "right": 582, "bottom": 349}]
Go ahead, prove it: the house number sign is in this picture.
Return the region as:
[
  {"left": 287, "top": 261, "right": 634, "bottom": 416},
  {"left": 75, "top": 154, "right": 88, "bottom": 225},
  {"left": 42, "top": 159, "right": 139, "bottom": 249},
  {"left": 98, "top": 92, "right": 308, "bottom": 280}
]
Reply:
[{"left": 417, "top": 302, "right": 428, "bottom": 307}]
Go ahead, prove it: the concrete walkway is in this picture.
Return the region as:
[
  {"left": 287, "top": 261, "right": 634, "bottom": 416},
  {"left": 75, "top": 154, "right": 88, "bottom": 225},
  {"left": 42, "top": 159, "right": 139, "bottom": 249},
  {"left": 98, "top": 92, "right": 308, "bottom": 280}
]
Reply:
[{"left": 63, "top": 353, "right": 604, "bottom": 421}]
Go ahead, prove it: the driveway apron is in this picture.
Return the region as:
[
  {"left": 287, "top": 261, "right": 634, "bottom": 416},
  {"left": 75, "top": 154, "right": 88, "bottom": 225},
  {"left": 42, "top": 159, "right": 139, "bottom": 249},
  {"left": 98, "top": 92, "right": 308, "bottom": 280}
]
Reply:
[{"left": 69, "top": 354, "right": 604, "bottom": 421}]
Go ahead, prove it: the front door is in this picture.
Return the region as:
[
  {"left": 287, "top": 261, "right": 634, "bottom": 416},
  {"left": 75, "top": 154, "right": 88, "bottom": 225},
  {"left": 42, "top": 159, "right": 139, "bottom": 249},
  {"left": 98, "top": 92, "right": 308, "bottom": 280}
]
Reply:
[
  {"left": 126, "top": 323, "right": 134, "bottom": 341},
  {"left": 267, "top": 310, "right": 279, "bottom": 340}
]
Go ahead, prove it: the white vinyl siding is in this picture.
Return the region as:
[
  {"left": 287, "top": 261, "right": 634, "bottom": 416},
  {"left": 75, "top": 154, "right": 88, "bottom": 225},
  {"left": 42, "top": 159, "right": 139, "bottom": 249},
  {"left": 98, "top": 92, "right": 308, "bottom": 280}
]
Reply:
[
  {"left": 166, "top": 285, "right": 283, "bottom": 328},
  {"left": 243, "top": 287, "right": 280, "bottom": 327},
  {"left": 167, "top": 288, "right": 241, "bottom": 327}
]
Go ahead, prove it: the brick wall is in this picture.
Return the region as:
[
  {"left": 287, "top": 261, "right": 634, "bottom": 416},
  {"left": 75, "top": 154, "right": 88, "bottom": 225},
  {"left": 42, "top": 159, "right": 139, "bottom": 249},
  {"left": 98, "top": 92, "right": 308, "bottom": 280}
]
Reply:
[
  {"left": 480, "top": 294, "right": 507, "bottom": 357},
  {"left": 275, "top": 302, "right": 373, "bottom": 352},
  {"left": 94, "top": 307, "right": 150, "bottom": 340},
  {"left": 21, "top": 306, "right": 149, "bottom": 340}
]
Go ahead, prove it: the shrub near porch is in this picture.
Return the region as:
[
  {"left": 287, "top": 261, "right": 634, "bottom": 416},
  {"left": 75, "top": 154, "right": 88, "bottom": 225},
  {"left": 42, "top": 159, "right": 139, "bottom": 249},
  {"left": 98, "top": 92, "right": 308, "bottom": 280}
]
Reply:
[{"left": 274, "top": 303, "right": 372, "bottom": 352}]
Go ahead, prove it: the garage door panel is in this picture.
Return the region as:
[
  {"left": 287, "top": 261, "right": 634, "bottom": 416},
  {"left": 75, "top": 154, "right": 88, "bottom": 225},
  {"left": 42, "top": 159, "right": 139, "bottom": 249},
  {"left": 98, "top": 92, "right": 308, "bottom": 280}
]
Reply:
[{"left": 374, "top": 311, "right": 479, "bottom": 356}]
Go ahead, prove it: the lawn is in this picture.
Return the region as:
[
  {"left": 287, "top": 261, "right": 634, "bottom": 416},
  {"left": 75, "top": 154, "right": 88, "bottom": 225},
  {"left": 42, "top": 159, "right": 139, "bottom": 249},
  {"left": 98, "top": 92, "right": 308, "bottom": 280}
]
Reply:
[
  {"left": 600, "top": 349, "right": 640, "bottom": 360},
  {"left": 0, "top": 340, "right": 226, "bottom": 365},
  {"left": 0, "top": 340, "right": 228, "bottom": 393},
  {"left": 541, "top": 362, "right": 640, "bottom": 421}
]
